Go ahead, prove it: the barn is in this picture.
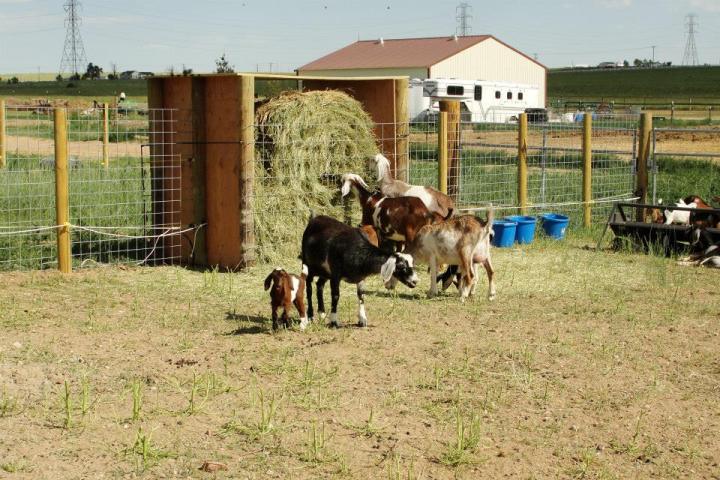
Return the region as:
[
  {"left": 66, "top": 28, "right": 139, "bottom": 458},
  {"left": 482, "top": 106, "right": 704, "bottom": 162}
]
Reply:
[{"left": 297, "top": 35, "right": 547, "bottom": 106}]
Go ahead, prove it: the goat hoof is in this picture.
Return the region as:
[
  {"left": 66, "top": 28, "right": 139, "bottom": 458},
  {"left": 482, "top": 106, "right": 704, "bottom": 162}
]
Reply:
[
  {"left": 427, "top": 291, "right": 437, "bottom": 299},
  {"left": 357, "top": 317, "right": 368, "bottom": 328},
  {"left": 319, "top": 312, "right": 327, "bottom": 321},
  {"left": 329, "top": 321, "right": 341, "bottom": 329},
  {"left": 488, "top": 294, "right": 496, "bottom": 302},
  {"left": 299, "top": 317, "right": 309, "bottom": 331}
]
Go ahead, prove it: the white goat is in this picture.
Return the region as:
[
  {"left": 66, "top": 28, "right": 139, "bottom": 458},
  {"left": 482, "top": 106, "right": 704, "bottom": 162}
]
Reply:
[
  {"left": 664, "top": 199, "right": 697, "bottom": 225},
  {"left": 373, "top": 153, "right": 454, "bottom": 219}
]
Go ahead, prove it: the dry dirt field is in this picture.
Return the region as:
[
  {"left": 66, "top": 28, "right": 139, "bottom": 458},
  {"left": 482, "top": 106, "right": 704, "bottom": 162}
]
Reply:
[{"left": 1, "top": 239, "right": 719, "bottom": 479}]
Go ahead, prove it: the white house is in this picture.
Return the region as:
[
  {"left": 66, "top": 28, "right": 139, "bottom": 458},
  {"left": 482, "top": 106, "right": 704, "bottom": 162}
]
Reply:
[{"left": 297, "top": 35, "right": 547, "bottom": 106}]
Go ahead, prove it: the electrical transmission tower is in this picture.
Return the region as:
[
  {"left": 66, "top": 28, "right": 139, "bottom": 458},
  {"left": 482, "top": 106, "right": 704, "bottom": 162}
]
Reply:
[
  {"left": 455, "top": 3, "right": 472, "bottom": 37},
  {"left": 682, "top": 14, "right": 699, "bottom": 66},
  {"left": 59, "top": 0, "right": 87, "bottom": 76}
]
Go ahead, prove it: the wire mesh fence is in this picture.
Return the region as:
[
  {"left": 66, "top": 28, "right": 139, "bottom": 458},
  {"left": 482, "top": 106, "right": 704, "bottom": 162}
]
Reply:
[
  {"left": 0, "top": 106, "right": 181, "bottom": 270},
  {"left": 409, "top": 113, "right": 638, "bottom": 225}
]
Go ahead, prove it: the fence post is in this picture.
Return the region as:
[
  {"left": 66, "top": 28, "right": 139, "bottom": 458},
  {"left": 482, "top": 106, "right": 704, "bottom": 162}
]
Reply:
[
  {"left": 636, "top": 112, "right": 652, "bottom": 221},
  {"left": 438, "top": 111, "right": 448, "bottom": 195},
  {"left": 582, "top": 113, "right": 593, "bottom": 227},
  {"left": 0, "top": 100, "right": 6, "bottom": 169},
  {"left": 54, "top": 108, "right": 72, "bottom": 273},
  {"left": 518, "top": 112, "right": 528, "bottom": 215},
  {"left": 439, "top": 100, "right": 460, "bottom": 200},
  {"left": 102, "top": 103, "right": 109, "bottom": 168},
  {"left": 394, "top": 78, "right": 409, "bottom": 182}
]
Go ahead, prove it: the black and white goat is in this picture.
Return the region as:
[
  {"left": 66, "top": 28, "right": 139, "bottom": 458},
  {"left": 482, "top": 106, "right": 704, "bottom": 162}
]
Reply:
[
  {"left": 373, "top": 153, "right": 455, "bottom": 219},
  {"left": 301, "top": 214, "right": 418, "bottom": 327},
  {"left": 678, "top": 227, "right": 720, "bottom": 268}
]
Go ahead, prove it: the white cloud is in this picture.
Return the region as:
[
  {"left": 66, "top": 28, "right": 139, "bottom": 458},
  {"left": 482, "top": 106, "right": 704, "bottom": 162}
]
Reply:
[
  {"left": 689, "top": 0, "right": 720, "bottom": 11},
  {"left": 594, "top": 0, "right": 633, "bottom": 8}
]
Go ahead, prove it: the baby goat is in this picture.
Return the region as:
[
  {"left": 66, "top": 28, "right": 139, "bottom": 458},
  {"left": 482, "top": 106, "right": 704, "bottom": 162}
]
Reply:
[
  {"left": 301, "top": 214, "right": 418, "bottom": 328},
  {"left": 341, "top": 173, "right": 440, "bottom": 247},
  {"left": 404, "top": 212, "right": 496, "bottom": 302},
  {"left": 373, "top": 153, "right": 455, "bottom": 219},
  {"left": 264, "top": 266, "right": 308, "bottom": 331}
]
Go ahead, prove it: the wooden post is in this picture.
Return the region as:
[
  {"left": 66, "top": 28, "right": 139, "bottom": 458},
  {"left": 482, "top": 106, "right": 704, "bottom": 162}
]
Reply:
[
  {"left": 239, "top": 75, "right": 256, "bottom": 268},
  {"left": 582, "top": 113, "right": 592, "bottom": 227},
  {"left": 102, "top": 103, "right": 109, "bottom": 168},
  {"left": 190, "top": 77, "right": 208, "bottom": 266},
  {"left": 518, "top": 112, "right": 528, "bottom": 215},
  {"left": 438, "top": 111, "right": 448, "bottom": 194},
  {"left": 147, "top": 79, "right": 166, "bottom": 263},
  {"left": 54, "top": 108, "right": 72, "bottom": 273},
  {"left": 394, "top": 78, "right": 409, "bottom": 182},
  {"left": 439, "top": 100, "right": 460, "bottom": 200},
  {"left": 636, "top": 112, "right": 652, "bottom": 221},
  {"left": 0, "top": 100, "right": 6, "bottom": 169}
]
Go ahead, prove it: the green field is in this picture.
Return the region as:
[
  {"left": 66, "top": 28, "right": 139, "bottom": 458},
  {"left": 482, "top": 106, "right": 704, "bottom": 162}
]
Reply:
[
  {"left": 0, "top": 77, "right": 299, "bottom": 105},
  {"left": 548, "top": 66, "right": 720, "bottom": 104}
]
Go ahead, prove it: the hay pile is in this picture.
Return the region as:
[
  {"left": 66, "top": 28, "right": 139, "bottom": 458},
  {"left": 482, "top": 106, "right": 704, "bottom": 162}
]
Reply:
[{"left": 254, "top": 90, "right": 377, "bottom": 262}]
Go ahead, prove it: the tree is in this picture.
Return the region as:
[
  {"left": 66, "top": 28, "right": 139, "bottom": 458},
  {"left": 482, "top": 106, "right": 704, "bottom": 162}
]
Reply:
[
  {"left": 182, "top": 64, "right": 193, "bottom": 76},
  {"left": 56, "top": 74, "right": 63, "bottom": 82},
  {"left": 82, "top": 62, "right": 103, "bottom": 80},
  {"left": 107, "top": 63, "right": 118, "bottom": 80},
  {"left": 8, "top": 77, "right": 19, "bottom": 84},
  {"left": 70, "top": 73, "right": 81, "bottom": 81},
  {"left": 215, "top": 53, "right": 234, "bottom": 73},
  {"left": 623, "top": 60, "right": 629, "bottom": 67}
]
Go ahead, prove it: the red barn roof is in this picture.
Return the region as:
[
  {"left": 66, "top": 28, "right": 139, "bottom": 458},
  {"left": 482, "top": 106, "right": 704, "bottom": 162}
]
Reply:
[{"left": 298, "top": 35, "right": 494, "bottom": 71}]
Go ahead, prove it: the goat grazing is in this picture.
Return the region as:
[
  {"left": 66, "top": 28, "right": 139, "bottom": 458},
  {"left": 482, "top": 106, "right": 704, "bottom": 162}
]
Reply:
[
  {"left": 301, "top": 214, "right": 418, "bottom": 328},
  {"left": 664, "top": 199, "right": 697, "bottom": 225},
  {"left": 341, "top": 173, "right": 439, "bottom": 247},
  {"left": 403, "top": 211, "right": 496, "bottom": 302},
  {"left": 683, "top": 195, "right": 720, "bottom": 228},
  {"left": 373, "top": 153, "right": 454, "bottom": 219},
  {"left": 264, "top": 266, "right": 309, "bottom": 331}
]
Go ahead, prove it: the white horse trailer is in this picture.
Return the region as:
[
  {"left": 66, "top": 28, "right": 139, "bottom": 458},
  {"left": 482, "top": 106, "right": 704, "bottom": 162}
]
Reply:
[{"left": 408, "top": 78, "right": 542, "bottom": 123}]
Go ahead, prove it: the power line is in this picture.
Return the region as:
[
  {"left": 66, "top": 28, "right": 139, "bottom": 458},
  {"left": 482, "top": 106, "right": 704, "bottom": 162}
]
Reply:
[
  {"left": 59, "top": 0, "right": 88, "bottom": 76},
  {"left": 455, "top": 2, "right": 472, "bottom": 37},
  {"left": 682, "top": 13, "right": 699, "bottom": 66}
]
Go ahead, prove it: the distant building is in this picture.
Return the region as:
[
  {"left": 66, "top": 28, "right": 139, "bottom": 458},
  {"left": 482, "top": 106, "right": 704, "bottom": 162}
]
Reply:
[
  {"left": 297, "top": 35, "right": 547, "bottom": 106},
  {"left": 119, "top": 70, "right": 139, "bottom": 80}
]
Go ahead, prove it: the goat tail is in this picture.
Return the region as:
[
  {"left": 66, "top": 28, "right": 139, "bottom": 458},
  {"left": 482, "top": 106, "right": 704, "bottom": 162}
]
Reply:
[{"left": 486, "top": 204, "right": 494, "bottom": 226}]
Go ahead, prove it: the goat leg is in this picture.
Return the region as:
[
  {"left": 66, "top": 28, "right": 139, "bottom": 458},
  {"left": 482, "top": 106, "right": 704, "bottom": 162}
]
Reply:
[
  {"left": 329, "top": 278, "right": 341, "bottom": 328},
  {"left": 316, "top": 277, "right": 327, "bottom": 320},
  {"left": 306, "top": 275, "right": 315, "bottom": 321},
  {"left": 484, "top": 257, "right": 496, "bottom": 301},
  {"left": 271, "top": 307, "right": 279, "bottom": 331},
  {"left": 357, "top": 282, "right": 368, "bottom": 327},
  {"left": 427, "top": 257, "right": 439, "bottom": 298},
  {"left": 294, "top": 298, "right": 308, "bottom": 331}
]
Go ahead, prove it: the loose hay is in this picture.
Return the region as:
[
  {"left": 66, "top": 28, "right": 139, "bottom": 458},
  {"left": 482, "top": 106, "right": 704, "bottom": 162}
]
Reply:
[{"left": 254, "top": 90, "right": 377, "bottom": 263}]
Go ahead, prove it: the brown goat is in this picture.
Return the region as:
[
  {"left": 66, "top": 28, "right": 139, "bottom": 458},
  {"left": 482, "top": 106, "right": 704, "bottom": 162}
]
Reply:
[
  {"left": 263, "top": 266, "right": 308, "bottom": 331},
  {"left": 341, "top": 173, "right": 440, "bottom": 248},
  {"left": 683, "top": 195, "right": 720, "bottom": 228}
]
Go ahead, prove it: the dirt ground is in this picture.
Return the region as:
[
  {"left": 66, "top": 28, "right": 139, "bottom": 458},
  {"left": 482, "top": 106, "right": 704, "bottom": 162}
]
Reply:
[{"left": 1, "top": 239, "right": 718, "bottom": 479}]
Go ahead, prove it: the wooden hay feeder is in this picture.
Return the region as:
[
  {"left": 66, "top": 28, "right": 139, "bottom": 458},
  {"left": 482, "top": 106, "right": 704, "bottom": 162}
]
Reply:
[{"left": 147, "top": 73, "right": 410, "bottom": 269}]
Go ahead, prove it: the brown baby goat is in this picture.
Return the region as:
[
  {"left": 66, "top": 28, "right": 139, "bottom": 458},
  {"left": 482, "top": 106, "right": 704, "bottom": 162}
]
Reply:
[{"left": 264, "top": 265, "right": 309, "bottom": 331}]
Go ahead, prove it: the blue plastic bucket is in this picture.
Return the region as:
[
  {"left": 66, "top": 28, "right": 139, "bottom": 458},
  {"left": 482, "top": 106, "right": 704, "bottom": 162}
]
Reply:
[
  {"left": 504, "top": 215, "right": 537, "bottom": 244},
  {"left": 540, "top": 213, "right": 570, "bottom": 239},
  {"left": 491, "top": 220, "right": 517, "bottom": 248}
]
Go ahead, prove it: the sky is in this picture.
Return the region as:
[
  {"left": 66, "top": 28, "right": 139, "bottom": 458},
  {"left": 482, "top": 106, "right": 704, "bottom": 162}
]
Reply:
[{"left": 1, "top": 0, "right": 719, "bottom": 74}]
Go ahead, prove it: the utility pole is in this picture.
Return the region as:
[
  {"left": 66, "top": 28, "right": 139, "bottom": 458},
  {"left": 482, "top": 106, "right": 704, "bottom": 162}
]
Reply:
[
  {"left": 455, "top": 3, "right": 472, "bottom": 37},
  {"left": 651, "top": 45, "right": 656, "bottom": 67},
  {"left": 682, "top": 14, "right": 699, "bottom": 66},
  {"left": 59, "top": 0, "right": 88, "bottom": 77}
]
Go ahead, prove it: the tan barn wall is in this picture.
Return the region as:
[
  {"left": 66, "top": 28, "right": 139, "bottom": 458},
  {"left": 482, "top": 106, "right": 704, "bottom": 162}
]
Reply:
[
  {"left": 297, "top": 67, "right": 427, "bottom": 79},
  {"left": 430, "top": 38, "right": 547, "bottom": 105}
]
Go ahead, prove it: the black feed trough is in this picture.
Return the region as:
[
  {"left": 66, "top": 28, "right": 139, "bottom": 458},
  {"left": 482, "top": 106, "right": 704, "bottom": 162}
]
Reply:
[{"left": 599, "top": 202, "right": 720, "bottom": 255}]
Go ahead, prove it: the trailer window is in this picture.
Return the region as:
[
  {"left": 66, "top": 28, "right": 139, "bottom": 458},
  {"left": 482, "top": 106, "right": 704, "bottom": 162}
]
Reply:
[
  {"left": 474, "top": 85, "right": 482, "bottom": 101},
  {"left": 447, "top": 85, "right": 464, "bottom": 95},
  {"left": 495, "top": 90, "right": 501, "bottom": 99},
  {"left": 518, "top": 92, "right": 524, "bottom": 101},
  {"left": 507, "top": 91, "right": 513, "bottom": 100}
]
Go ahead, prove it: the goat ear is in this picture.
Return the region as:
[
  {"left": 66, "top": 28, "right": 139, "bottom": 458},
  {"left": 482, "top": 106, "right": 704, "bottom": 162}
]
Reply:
[
  {"left": 264, "top": 273, "right": 274, "bottom": 291},
  {"left": 341, "top": 179, "right": 352, "bottom": 197},
  {"left": 380, "top": 256, "right": 396, "bottom": 283}
]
